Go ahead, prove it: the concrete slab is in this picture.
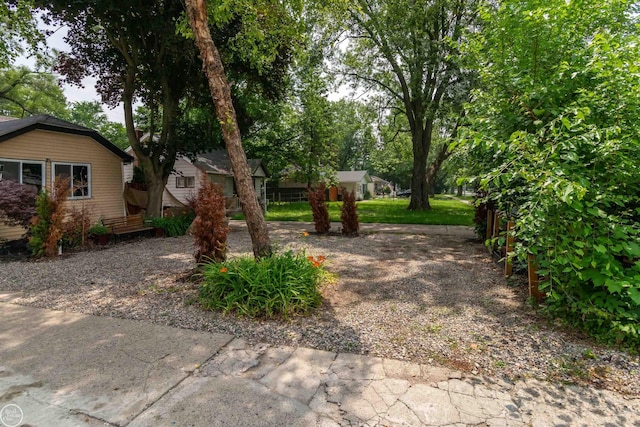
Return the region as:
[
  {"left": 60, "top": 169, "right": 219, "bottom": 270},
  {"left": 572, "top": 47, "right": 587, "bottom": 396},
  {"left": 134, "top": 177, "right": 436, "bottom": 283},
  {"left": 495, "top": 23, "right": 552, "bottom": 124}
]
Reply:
[
  {"left": 129, "top": 375, "right": 317, "bottom": 427},
  {"left": 259, "top": 347, "right": 336, "bottom": 404},
  {"left": 0, "top": 303, "right": 232, "bottom": 426}
]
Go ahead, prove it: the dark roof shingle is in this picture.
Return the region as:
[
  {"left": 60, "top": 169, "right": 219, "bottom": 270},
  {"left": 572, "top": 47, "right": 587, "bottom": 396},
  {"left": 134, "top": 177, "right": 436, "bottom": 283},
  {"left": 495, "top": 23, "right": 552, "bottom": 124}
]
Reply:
[{"left": 0, "top": 114, "right": 133, "bottom": 162}]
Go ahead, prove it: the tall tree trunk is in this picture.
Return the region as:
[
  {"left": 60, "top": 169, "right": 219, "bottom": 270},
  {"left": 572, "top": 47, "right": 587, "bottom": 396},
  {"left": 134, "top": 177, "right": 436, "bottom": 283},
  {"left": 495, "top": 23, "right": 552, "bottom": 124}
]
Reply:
[
  {"left": 408, "top": 120, "right": 432, "bottom": 210},
  {"left": 185, "top": 0, "right": 271, "bottom": 258},
  {"left": 425, "top": 142, "right": 452, "bottom": 198}
]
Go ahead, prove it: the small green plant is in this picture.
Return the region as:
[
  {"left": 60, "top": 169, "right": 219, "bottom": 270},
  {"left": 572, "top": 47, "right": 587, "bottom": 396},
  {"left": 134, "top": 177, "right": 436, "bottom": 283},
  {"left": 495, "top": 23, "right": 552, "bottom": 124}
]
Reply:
[
  {"left": 88, "top": 223, "right": 109, "bottom": 236},
  {"left": 198, "top": 251, "right": 329, "bottom": 318},
  {"left": 150, "top": 212, "right": 195, "bottom": 237}
]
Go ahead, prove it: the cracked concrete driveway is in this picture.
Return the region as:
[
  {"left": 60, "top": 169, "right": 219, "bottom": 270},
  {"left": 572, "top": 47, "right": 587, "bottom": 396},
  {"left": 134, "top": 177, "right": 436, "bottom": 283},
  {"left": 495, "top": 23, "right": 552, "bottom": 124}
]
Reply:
[{"left": 1, "top": 302, "right": 640, "bottom": 426}]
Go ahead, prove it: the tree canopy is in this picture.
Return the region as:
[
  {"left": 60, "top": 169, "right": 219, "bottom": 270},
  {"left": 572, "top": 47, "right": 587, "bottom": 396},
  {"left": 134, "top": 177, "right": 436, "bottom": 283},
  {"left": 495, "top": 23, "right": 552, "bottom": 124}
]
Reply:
[{"left": 341, "top": 0, "right": 479, "bottom": 209}]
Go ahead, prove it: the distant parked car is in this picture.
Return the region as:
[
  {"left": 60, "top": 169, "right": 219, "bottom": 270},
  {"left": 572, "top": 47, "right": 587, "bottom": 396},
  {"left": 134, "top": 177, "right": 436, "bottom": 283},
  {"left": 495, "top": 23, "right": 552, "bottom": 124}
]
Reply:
[{"left": 396, "top": 189, "right": 412, "bottom": 197}]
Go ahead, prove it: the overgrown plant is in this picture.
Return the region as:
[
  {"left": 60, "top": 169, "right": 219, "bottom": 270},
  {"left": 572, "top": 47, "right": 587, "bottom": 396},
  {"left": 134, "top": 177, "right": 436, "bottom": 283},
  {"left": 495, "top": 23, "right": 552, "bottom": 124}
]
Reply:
[
  {"left": 28, "top": 177, "right": 70, "bottom": 257},
  {"left": 0, "top": 180, "right": 37, "bottom": 229},
  {"left": 466, "top": 1, "right": 640, "bottom": 348},
  {"left": 340, "top": 187, "right": 359, "bottom": 236},
  {"left": 193, "top": 180, "right": 228, "bottom": 263},
  {"left": 199, "top": 250, "right": 327, "bottom": 318},
  {"left": 62, "top": 205, "right": 91, "bottom": 248},
  {"left": 308, "top": 182, "right": 330, "bottom": 234}
]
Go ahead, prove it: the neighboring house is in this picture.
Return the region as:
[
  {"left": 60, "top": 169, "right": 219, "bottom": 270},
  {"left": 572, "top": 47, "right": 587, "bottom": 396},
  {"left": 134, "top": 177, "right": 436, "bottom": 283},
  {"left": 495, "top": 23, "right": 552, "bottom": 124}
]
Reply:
[
  {"left": 271, "top": 170, "right": 374, "bottom": 201},
  {"left": 123, "top": 148, "right": 268, "bottom": 212},
  {"left": 0, "top": 114, "right": 133, "bottom": 241},
  {"left": 336, "top": 171, "right": 374, "bottom": 201},
  {"left": 371, "top": 175, "right": 394, "bottom": 196}
]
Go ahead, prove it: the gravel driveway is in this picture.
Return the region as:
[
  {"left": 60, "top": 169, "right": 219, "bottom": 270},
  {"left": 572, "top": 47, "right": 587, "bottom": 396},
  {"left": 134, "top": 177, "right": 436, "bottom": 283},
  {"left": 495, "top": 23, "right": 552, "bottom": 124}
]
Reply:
[{"left": 1, "top": 221, "right": 638, "bottom": 396}]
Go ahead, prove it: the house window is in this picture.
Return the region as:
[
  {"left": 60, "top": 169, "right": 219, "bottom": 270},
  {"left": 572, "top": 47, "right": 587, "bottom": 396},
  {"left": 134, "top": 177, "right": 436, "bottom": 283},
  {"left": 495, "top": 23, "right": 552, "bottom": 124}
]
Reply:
[
  {"left": 53, "top": 163, "right": 91, "bottom": 199},
  {"left": 0, "top": 159, "right": 44, "bottom": 191},
  {"left": 176, "top": 176, "right": 195, "bottom": 188}
]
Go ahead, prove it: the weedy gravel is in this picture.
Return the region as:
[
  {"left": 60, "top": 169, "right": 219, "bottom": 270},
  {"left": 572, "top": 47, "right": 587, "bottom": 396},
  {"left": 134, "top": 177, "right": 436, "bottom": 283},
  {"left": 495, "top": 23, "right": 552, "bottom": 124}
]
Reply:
[{"left": 1, "top": 221, "right": 638, "bottom": 396}]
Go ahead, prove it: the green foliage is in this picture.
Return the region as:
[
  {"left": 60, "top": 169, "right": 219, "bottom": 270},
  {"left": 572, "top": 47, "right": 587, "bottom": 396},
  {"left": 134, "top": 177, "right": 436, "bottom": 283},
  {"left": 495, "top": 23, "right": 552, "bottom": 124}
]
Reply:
[
  {"left": 341, "top": 0, "right": 479, "bottom": 209},
  {"left": 198, "top": 250, "right": 326, "bottom": 319},
  {"left": 0, "top": 65, "right": 68, "bottom": 117},
  {"left": 150, "top": 212, "right": 195, "bottom": 237},
  {"left": 0, "top": 1, "right": 44, "bottom": 68},
  {"left": 28, "top": 190, "right": 52, "bottom": 258},
  {"left": 87, "top": 223, "right": 109, "bottom": 236},
  {"left": 466, "top": 0, "right": 640, "bottom": 348},
  {"left": 68, "top": 101, "right": 127, "bottom": 148}
]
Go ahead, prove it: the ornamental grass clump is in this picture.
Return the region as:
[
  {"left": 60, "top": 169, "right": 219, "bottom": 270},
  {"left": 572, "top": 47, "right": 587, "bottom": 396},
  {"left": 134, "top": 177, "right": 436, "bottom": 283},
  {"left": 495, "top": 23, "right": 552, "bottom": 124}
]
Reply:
[
  {"left": 340, "top": 187, "right": 359, "bottom": 236},
  {"left": 193, "top": 180, "right": 228, "bottom": 263},
  {"left": 308, "top": 182, "right": 330, "bottom": 234},
  {"left": 198, "top": 251, "right": 328, "bottom": 318}
]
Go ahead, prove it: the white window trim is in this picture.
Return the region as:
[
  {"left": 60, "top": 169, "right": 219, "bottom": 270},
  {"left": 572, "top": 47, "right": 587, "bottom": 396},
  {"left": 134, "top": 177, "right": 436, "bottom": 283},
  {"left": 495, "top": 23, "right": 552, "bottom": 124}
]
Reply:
[
  {"left": 176, "top": 176, "right": 195, "bottom": 188},
  {"left": 0, "top": 158, "right": 46, "bottom": 188},
  {"left": 52, "top": 162, "right": 92, "bottom": 199}
]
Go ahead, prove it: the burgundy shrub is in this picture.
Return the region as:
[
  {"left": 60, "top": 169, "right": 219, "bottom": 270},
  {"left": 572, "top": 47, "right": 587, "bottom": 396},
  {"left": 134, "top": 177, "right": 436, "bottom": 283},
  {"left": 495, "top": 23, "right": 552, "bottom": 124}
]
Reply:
[
  {"left": 0, "top": 180, "right": 37, "bottom": 228},
  {"left": 193, "top": 180, "right": 229, "bottom": 263},
  {"left": 340, "top": 187, "right": 359, "bottom": 236},
  {"left": 308, "top": 182, "right": 331, "bottom": 234}
]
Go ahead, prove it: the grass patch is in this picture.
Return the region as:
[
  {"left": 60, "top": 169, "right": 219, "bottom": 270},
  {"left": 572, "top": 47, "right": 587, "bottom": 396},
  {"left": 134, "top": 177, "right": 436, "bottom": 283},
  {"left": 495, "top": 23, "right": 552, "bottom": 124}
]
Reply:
[
  {"left": 233, "top": 195, "right": 473, "bottom": 226},
  {"left": 198, "top": 251, "right": 330, "bottom": 318}
]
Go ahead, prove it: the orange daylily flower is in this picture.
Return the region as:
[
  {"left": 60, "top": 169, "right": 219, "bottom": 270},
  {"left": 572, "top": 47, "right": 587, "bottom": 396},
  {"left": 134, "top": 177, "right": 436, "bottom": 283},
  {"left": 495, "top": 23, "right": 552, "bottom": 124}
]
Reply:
[{"left": 219, "top": 267, "right": 228, "bottom": 273}]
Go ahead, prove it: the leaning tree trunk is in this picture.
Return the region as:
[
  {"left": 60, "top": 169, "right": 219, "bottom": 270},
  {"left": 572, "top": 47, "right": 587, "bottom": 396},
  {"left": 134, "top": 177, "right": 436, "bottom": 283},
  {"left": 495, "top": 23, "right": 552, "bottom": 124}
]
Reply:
[{"left": 185, "top": 0, "right": 271, "bottom": 258}]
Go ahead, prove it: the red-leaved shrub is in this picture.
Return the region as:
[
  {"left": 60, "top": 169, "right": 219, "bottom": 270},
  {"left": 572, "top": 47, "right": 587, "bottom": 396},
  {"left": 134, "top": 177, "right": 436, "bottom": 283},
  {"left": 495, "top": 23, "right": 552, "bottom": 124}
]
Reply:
[
  {"left": 340, "top": 187, "right": 359, "bottom": 236},
  {"left": 0, "top": 180, "right": 37, "bottom": 228},
  {"left": 308, "top": 182, "right": 330, "bottom": 234},
  {"left": 193, "top": 180, "right": 229, "bottom": 263}
]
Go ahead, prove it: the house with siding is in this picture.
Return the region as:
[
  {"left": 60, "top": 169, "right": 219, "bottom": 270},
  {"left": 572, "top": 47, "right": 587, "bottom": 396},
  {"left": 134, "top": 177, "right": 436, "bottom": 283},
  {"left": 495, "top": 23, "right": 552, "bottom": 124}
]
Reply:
[
  {"left": 0, "top": 115, "right": 133, "bottom": 241},
  {"left": 271, "top": 170, "right": 373, "bottom": 202},
  {"left": 123, "top": 148, "right": 268, "bottom": 212}
]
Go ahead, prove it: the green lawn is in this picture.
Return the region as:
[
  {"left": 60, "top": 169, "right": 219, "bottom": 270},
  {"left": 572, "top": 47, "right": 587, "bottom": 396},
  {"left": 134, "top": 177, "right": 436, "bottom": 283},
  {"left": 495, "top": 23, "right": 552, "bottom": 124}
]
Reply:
[{"left": 234, "top": 195, "right": 474, "bottom": 226}]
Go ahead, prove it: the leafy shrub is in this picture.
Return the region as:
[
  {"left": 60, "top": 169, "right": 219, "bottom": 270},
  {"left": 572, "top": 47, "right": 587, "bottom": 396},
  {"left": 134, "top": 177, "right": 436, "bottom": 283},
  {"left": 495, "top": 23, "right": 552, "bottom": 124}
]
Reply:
[
  {"left": 467, "top": 14, "right": 640, "bottom": 348},
  {"left": 308, "top": 182, "right": 330, "bottom": 234},
  {"left": 151, "top": 212, "right": 195, "bottom": 237},
  {"left": 28, "top": 177, "right": 70, "bottom": 257},
  {"left": 198, "top": 251, "right": 327, "bottom": 318},
  {"left": 62, "top": 205, "right": 92, "bottom": 248},
  {"left": 340, "top": 187, "right": 359, "bottom": 236},
  {"left": 472, "top": 190, "right": 494, "bottom": 241},
  {"left": 88, "top": 223, "right": 109, "bottom": 236},
  {"left": 0, "top": 180, "right": 37, "bottom": 228},
  {"left": 193, "top": 180, "right": 228, "bottom": 263}
]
